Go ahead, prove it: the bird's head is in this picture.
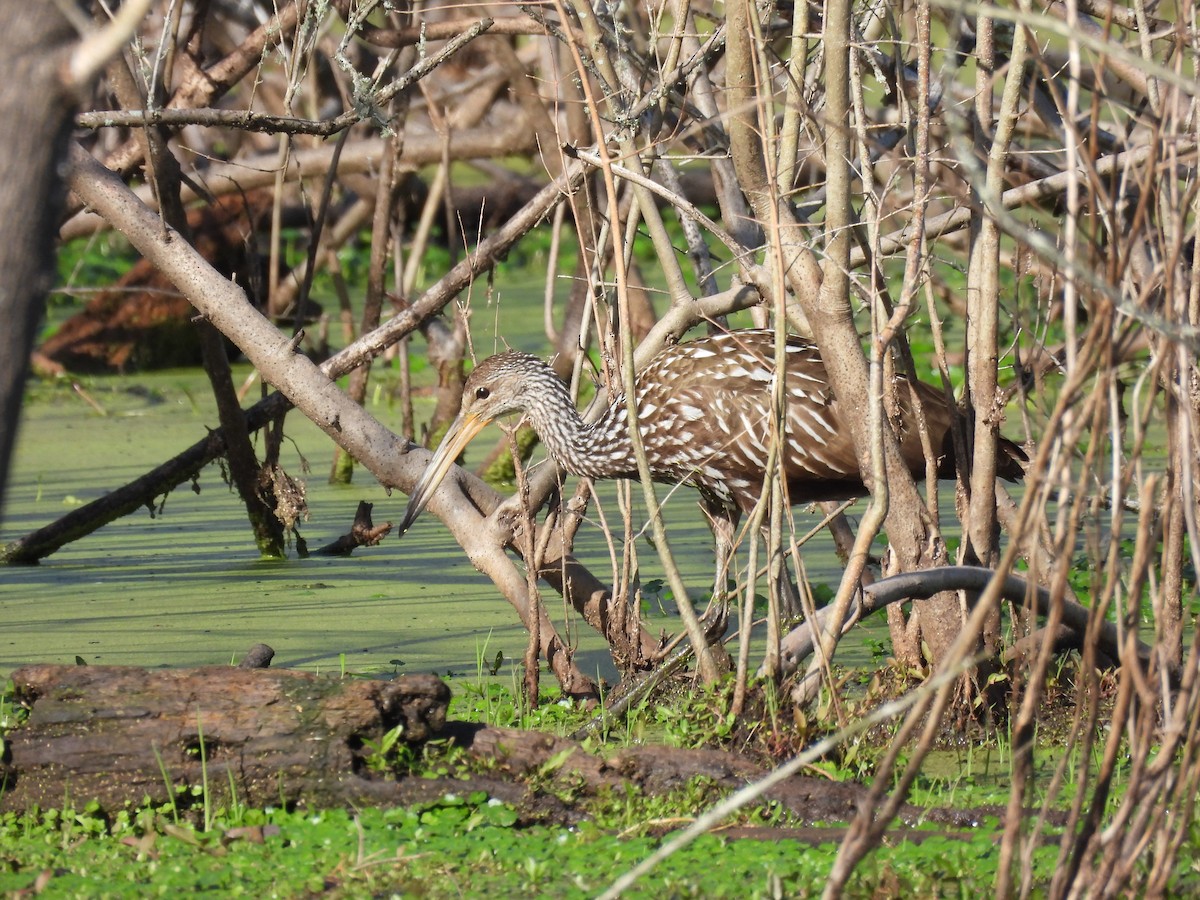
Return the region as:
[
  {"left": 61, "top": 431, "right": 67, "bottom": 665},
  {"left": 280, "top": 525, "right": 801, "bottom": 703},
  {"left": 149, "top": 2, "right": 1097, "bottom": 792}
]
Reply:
[{"left": 398, "top": 350, "right": 552, "bottom": 534}]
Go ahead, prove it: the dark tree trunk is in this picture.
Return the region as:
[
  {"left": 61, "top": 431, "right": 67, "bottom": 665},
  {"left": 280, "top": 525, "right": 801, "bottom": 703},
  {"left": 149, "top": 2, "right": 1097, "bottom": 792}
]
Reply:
[{"left": 0, "top": 5, "right": 77, "bottom": 523}]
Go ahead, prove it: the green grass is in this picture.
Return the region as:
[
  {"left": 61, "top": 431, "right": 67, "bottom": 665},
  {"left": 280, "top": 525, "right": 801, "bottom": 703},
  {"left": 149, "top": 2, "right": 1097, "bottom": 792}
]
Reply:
[
  {"left": 0, "top": 660, "right": 1190, "bottom": 897},
  {"left": 0, "top": 660, "right": 1122, "bottom": 898},
  {"left": 0, "top": 789, "right": 1072, "bottom": 898}
]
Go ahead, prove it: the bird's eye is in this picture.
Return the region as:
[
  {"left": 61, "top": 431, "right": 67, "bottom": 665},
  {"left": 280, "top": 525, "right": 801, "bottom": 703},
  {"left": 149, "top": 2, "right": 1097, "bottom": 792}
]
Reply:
[{"left": 475, "top": 387, "right": 490, "bottom": 400}]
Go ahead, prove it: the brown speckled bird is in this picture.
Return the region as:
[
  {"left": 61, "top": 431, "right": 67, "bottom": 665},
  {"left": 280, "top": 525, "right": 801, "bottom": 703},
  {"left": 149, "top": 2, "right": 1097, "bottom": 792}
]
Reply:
[{"left": 399, "top": 330, "right": 1026, "bottom": 533}]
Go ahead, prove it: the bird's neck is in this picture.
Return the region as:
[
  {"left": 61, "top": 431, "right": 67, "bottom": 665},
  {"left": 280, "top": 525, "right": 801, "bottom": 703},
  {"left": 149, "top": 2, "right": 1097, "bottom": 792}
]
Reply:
[{"left": 523, "top": 378, "right": 633, "bottom": 479}]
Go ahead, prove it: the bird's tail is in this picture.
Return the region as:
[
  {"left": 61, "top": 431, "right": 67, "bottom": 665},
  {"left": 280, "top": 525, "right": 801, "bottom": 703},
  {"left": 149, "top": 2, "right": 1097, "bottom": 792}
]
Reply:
[{"left": 996, "top": 437, "right": 1029, "bottom": 482}]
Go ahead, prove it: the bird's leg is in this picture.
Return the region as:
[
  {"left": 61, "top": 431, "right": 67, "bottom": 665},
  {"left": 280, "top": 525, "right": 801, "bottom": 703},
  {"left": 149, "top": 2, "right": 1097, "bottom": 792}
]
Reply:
[
  {"left": 771, "top": 542, "right": 804, "bottom": 622},
  {"left": 701, "top": 502, "right": 739, "bottom": 631}
]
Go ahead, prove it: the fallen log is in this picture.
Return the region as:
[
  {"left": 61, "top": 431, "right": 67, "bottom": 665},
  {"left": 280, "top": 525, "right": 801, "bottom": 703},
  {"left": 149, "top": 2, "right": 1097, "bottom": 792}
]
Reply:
[
  {"left": 0, "top": 664, "right": 449, "bottom": 813},
  {"left": 0, "top": 663, "right": 1065, "bottom": 840},
  {"left": 39, "top": 192, "right": 279, "bottom": 374}
]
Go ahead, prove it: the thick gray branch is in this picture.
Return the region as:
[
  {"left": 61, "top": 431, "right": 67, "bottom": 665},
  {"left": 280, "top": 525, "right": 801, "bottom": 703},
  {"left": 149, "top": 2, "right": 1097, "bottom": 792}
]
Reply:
[{"left": 776, "top": 567, "right": 1153, "bottom": 676}]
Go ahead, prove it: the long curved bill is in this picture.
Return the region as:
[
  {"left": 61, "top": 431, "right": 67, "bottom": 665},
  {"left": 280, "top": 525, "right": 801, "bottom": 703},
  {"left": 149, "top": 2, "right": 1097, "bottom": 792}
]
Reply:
[{"left": 398, "top": 411, "right": 491, "bottom": 535}]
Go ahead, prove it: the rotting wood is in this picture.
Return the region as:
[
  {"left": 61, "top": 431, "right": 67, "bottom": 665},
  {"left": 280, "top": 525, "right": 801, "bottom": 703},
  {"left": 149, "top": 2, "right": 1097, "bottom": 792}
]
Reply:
[
  {"left": 39, "top": 193, "right": 277, "bottom": 375},
  {"left": 0, "top": 665, "right": 448, "bottom": 813}
]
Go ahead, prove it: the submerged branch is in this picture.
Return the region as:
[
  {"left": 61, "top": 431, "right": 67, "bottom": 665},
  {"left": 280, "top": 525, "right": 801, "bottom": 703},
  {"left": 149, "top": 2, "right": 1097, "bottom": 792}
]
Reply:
[{"left": 775, "top": 567, "right": 1154, "bottom": 678}]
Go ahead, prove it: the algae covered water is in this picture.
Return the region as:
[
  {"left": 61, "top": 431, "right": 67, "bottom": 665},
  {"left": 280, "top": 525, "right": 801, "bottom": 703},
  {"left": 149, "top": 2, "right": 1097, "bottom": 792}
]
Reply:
[
  {"left": 0, "top": 369, "right": 544, "bottom": 679},
  {"left": 2, "top": 365, "right": 820, "bottom": 683}
]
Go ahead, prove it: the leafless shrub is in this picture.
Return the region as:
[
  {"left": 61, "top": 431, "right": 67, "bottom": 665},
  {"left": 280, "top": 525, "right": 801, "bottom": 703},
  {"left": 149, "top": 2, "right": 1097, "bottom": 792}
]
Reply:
[{"left": 6, "top": 0, "right": 1197, "bottom": 891}]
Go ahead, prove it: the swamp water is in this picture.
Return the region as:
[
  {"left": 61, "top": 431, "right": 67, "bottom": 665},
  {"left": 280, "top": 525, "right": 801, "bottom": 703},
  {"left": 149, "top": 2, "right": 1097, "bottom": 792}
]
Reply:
[{"left": 1, "top": 367, "right": 855, "bottom": 686}]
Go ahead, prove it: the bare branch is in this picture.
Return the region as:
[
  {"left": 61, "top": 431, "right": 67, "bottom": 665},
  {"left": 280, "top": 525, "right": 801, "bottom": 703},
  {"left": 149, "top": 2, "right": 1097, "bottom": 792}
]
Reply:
[{"left": 76, "top": 19, "right": 494, "bottom": 135}]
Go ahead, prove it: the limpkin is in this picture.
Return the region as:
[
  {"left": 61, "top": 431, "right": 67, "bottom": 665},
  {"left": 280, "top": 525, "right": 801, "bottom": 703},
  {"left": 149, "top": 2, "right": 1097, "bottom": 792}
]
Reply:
[{"left": 399, "top": 329, "right": 1026, "bottom": 540}]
